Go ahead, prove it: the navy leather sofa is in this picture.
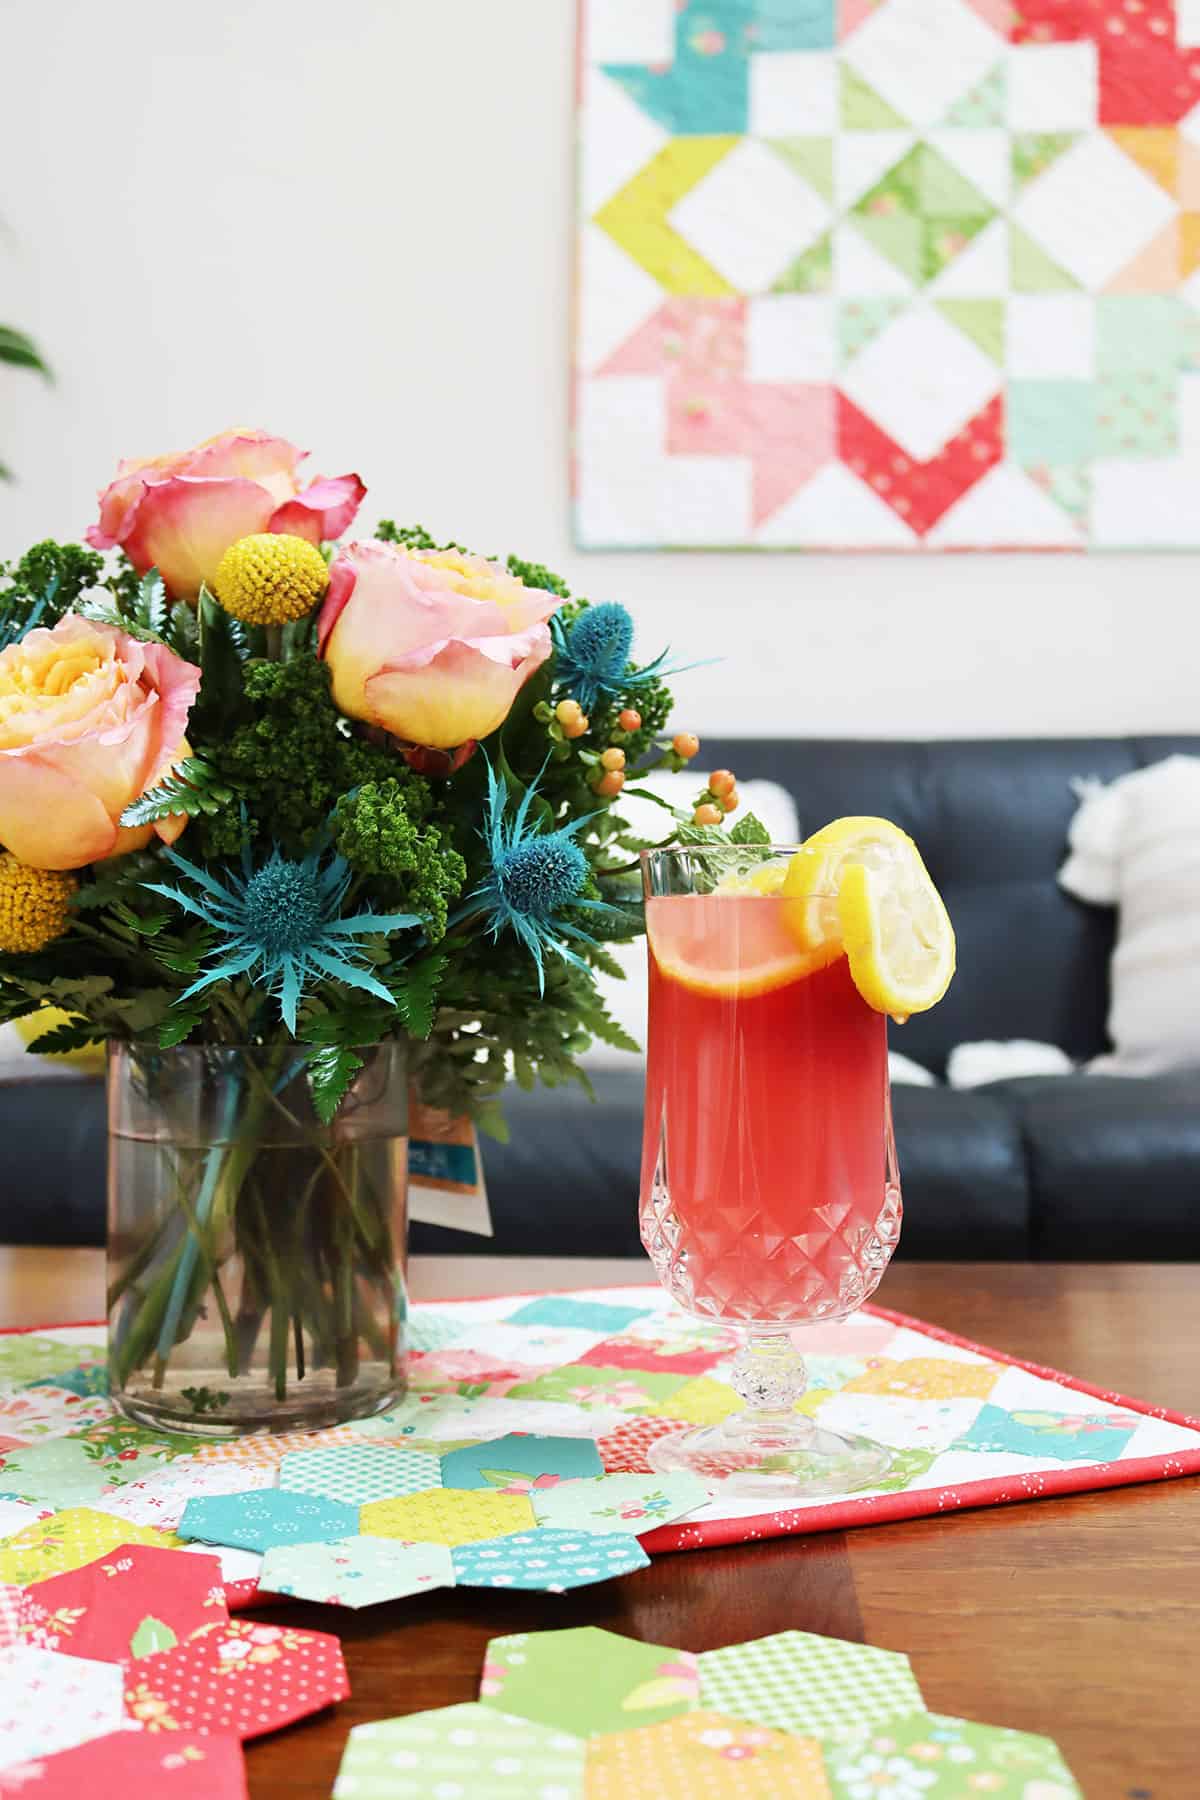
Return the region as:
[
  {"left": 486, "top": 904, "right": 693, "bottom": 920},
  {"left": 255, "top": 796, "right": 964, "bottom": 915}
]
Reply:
[{"left": 3, "top": 736, "right": 1199, "bottom": 1260}]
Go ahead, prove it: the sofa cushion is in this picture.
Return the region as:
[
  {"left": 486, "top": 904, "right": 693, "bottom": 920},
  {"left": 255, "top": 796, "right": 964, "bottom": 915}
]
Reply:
[
  {"left": 984, "top": 1069, "right": 1200, "bottom": 1260},
  {"left": 411, "top": 1073, "right": 1033, "bottom": 1262},
  {"left": 0, "top": 1076, "right": 106, "bottom": 1246}
]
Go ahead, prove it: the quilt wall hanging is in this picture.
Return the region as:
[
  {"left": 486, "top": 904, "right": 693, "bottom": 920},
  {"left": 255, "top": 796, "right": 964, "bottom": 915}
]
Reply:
[{"left": 574, "top": 0, "right": 1200, "bottom": 550}]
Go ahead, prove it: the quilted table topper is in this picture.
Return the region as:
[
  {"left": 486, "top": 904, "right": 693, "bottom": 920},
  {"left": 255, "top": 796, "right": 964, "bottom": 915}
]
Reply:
[{"left": 575, "top": 0, "right": 1200, "bottom": 548}]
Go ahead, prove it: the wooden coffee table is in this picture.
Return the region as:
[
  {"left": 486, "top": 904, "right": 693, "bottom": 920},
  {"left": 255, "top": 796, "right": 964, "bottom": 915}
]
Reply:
[{"left": 1, "top": 1252, "right": 1196, "bottom": 1798}]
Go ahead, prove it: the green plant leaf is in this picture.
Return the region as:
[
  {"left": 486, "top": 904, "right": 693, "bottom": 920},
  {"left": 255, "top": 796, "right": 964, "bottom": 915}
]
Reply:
[
  {"left": 387, "top": 953, "right": 447, "bottom": 1041},
  {"left": 129, "top": 1615, "right": 178, "bottom": 1659},
  {"left": 308, "top": 1043, "right": 365, "bottom": 1125},
  {"left": 23, "top": 1015, "right": 103, "bottom": 1056},
  {"left": 730, "top": 811, "right": 771, "bottom": 847},
  {"left": 0, "top": 325, "right": 51, "bottom": 378},
  {"left": 119, "top": 754, "right": 233, "bottom": 827}
]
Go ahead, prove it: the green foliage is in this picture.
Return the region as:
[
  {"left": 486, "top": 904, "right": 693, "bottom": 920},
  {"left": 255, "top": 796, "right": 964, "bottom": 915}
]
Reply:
[
  {"left": 193, "top": 659, "right": 421, "bottom": 857},
  {"left": 0, "top": 540, "right": 103, "bottom": 637},
  {"left": 730, "top": 811, "right": 771, "bottom": 846},
  {"left": 373, "top": 519, "right": 467, "bottom": 553},
  {"left": 334, "top": 781, "right": 466, "bottom": 941},
  {"left": 307, "top": 1042, "right": 365, "bottom": 1126},
  {"left": 120, "top": 755, "right": 233, "bottom": 828},
  {"left": 506, "top": 554, "right": 571, "bottom": 597}
]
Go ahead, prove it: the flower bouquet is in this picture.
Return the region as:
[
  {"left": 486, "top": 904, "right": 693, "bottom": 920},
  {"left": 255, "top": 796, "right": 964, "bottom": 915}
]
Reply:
[{"left": 0, "top": 429, "right": 752, "bottom": 1434}]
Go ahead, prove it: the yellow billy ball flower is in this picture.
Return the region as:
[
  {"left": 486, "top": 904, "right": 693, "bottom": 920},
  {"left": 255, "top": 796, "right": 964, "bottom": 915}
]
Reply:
[
  {"left": 0, "top": 853, "right": 77, "bottom": 954},
  {"left": 213, "top": 533, "right": 330, "bottom": 625}
]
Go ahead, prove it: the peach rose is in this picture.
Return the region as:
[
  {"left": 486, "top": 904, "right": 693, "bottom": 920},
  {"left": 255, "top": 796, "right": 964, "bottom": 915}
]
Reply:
[
  {"left": 318, "top": 542, "right": 558, "bottom": 750},
  {"left": 86, "top": 428, "right": 365, "bottom": 600},
  {"left": 0, "top": 614, "right": 200, "bottom": 870}
]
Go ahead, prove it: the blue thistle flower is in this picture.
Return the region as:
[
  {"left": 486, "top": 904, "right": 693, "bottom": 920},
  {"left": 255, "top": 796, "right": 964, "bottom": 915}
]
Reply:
[
  {"left": 146, "top": 838, "right": 423, "bottom": 1033},
  {"left": 551, "top": 601, "right": 683, "bottom": 715},
  {"left": 461, "top": 761, "right": 625, "bottom": 992},
  {"left": 0, "top": 575, "right": 56, "bottom": 654}
]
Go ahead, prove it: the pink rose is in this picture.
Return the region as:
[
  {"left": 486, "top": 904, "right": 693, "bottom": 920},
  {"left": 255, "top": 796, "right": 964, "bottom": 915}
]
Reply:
[
  {"left": 86, "top": 428, "right": 365, "bottom": 600},
  {"left": 0, "top": 614, "right": 200, "bottom": 870},
  {"left": 318, "top": 542, "right": 559, "bottom": 751}
]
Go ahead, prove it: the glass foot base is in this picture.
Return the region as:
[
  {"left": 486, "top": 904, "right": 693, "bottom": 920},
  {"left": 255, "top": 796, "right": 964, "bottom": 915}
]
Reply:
[{"left": 647, "top": 1416, "right": 892, "bottom": 1500}]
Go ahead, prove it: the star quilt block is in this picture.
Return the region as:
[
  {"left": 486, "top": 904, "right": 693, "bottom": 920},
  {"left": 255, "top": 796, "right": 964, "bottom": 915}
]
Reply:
[{"left": 576, "top": 0, "right": 1200, "bottom": 547}]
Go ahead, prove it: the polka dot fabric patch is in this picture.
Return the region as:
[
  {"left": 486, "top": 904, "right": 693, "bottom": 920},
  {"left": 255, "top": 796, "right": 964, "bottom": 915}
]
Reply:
[
  {"left": 360, "top": 1487, "right": 536, "bottom": 1548},
  {"left": 451, "top": 1528, "right": 650, "bottom": 1593},
  {"left": 122, "top": 1617, "right": 349, "bottom": 1739},
  {"left": 333, "top": 1702, "right": 585, "bottom": 1800},
  {"left": 260, "top": 1536, "right": 454, "bottom": 1609}
]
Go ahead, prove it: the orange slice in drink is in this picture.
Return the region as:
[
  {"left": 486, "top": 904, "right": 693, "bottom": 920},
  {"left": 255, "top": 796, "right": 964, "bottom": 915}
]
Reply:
[{"left": 646, "top": 891, "right": 825, "bottom": 999}]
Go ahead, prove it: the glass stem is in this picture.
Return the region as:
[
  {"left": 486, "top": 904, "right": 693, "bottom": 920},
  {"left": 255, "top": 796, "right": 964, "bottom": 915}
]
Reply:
[{"left": 728, "top": 1328, "right": 809, "bottom": 1426}]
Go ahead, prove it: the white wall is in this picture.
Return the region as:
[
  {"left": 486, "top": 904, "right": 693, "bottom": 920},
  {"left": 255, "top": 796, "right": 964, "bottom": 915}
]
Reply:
[{"left": 0, "top": 0, "right": 1195, "bottom": 740}]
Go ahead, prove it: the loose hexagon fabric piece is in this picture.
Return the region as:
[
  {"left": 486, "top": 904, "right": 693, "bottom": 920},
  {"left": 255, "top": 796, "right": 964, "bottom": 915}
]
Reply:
[
  {"left": 260, "top": 1536, "right": 454, "bottom": 1609},
  {"left": 698, "top": 1631, "right": 923, "bottom": 1742},
  {"left": 452, "top": 1529, "right": 650, "bottom": 1593},
  {"left": 584, "top": 1711, "right": 830, "bottom": 1799},
  {"left": 481, "top": 1626, "right": 699, "bottom": 1737},
  {"left": 360, "top": 1488, "right": 536, "bottom": 1548},
  {"left": 278, "top": 1444, "right": 441, "bottom": 1504},
  {"left": 20, "top": 1729, "right": 249, "bottom": 1798},
  {"left": 824, "top": 1712, "right": 1082, "bottom": 1799},
  {"left": 531, "top": 1472, "right": 708, "bottom": 1536},
  {"left": 0, "top": 1647, "right": 126, "bottom": 1767},
  {"left": 21, "top": 1544, "right": 227, "bottom": 1661},
  {"left": 333, "top": 1702, "right": 585, "bottom": 1800},
  {"left": 441, "top": 1432, "right": 604, "bottom": 1492},
  {"left": 123, "top": 1617, "right": 349, "bottom": 1739},
  {"left": 177, "top": 1489, "right": 359, "bottom": 1554},
  {"left": 0, "top": 1508, "right": 183, "bottom": 1585}
]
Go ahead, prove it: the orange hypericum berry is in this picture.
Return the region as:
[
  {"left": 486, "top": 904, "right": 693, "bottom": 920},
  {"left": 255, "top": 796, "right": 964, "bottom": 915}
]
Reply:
[
  {"left": 594, "top": 769, "right": 625, "bottom": 798},
  {"left": 555, "top": 699, "right": 583, "bottom": 728},
  {"left": 562, "top": 712, "right": 590, "bottom": 740},
  {"left": 693, "top": 803, "right": 722, "bottom": 826},
  {"left": 673, "top": 732, "right": 700, "bottom": 760},
  {"left": 600, "top": 747, "right": 626, "bottom": 772},
  {"left": 708, "top": 768, "right": 735, "bottom": 798},
  {"left": 721, "top": 789, "right": 739, "bottom": 814},
  {"left": 618, "top": 708, "right": 642, "bottom": 732}
]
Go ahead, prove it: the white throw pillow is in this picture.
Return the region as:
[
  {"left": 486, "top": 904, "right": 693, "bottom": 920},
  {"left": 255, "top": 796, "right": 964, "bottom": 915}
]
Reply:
[
  {"left": 582, "top": 774, "right": 800, "bottom": 1069},
  {"left": 1058, "top": 754, "right": 1200, "bottom": 1074}
]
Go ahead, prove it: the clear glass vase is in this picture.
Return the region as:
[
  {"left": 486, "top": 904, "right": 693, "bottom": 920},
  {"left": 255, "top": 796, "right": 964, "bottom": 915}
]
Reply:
[{"left": 106, "top": 1041, "right": 409, "bottom": 1437}]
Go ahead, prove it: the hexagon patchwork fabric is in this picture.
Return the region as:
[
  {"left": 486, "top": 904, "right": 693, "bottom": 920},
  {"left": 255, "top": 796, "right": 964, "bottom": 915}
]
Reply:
[
  {"left": 576, "top": 0, "right": 1200, "bottom": 548},
  {"left": 480, "top": 1625, "right": 700, "bottom": 1736},
  {"left": 333, "top": 1703, "right": 586, "bottom": 1800},
  {"left": 452, "top": 1528, "right": 650, "bottom": 1592},
  {"left": 360, "top": 1487, "right": 537, "bottom": 1547},
  {"left": 260, "top": 1535, "right": 454, "bottom": 1608},
  {"left": 176, "top": 1490, "right": 359, "bottom": 1555},
  {"left": 277, "top": 1444, "right": 442, "bottom": 1504},
  {"left": 697, "top": 1629, "right": 924, "bottom": 1741}
]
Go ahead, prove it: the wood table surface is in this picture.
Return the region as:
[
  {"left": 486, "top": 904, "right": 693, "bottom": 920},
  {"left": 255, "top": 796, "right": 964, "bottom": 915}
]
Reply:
[{"left": 2, "top": 1251, "right": 1196, "bottom": 1799}]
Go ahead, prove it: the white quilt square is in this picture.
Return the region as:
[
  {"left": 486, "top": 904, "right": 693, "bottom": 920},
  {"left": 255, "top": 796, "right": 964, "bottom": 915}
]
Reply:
[
  {"left": 1008, "top": 43, "right": 1098, "bottom": 131},
  {"left": 746, "top": 296, "right": 835, "bottom": 380},
  {"left": 748, "top": 51, "right": 837, "bottom": 136},
  {"left": 1007, "top": 295, "right": 1094, "bottom": 378}
]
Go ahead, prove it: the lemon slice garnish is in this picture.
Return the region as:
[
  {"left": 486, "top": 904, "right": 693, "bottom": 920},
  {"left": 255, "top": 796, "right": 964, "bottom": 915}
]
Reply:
[{"left": 783, "top": 816, "right": 955, "bottom": 1018}]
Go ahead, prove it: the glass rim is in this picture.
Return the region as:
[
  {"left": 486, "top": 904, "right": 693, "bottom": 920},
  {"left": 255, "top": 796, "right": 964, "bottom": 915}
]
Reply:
[
  {"left": 640, "top": 843, "right": 841, "bottom": 899},
  {"left": 640, "top": 842, "right": 811, "bottom": 861}
]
